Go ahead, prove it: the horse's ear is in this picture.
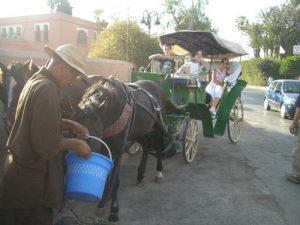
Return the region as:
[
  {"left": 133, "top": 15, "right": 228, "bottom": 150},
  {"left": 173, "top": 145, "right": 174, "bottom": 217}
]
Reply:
[
  {"left": 24, "top": 58, "right": 39, "bottom": 75},
  {"left": 24, "top": 58, "right": 32, "bottom": 70}
]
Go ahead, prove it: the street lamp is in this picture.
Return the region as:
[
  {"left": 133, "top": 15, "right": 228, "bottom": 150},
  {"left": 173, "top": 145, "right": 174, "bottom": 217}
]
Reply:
[{"left": 140, "top": 10, "right": 160, "bottom": 36}]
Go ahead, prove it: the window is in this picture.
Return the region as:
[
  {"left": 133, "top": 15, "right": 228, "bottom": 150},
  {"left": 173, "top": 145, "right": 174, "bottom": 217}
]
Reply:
[
  {"left": 1, "top": 28, "right": 7, "bottom": 38},
  {"left": 16, "top": 27, "right": 21, "bottom": 39},
  {"left": 275, "top": 82, "right": 282, "bottom": 92},
  {"left": 270, "top": 81, "right": 277, "bottom": 91},
  {"left": 77, "top": 29, "right": 87, "bottom": 45},
  {"left": 8, "top": 27, "right": 14, "bottom": 38},
  {"left": 35, "top": 25, "right": 41, "bottom": 42},
  {"left": 43, "top": 24, "right": 49, "bottom": 42}
]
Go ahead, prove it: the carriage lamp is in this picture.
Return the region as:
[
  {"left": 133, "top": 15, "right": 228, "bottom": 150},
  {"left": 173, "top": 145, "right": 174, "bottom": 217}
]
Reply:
[{"left": 140, "top": 10, "right": 160, "bottom": 36}]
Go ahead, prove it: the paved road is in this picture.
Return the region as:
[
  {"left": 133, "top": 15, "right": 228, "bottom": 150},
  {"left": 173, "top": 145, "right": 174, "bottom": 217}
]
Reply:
[{"left": 55, "top": 86, "right": 300, "bottom": 225}]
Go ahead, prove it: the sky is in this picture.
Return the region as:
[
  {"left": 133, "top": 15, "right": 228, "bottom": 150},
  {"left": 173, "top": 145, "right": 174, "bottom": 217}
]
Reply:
[{"left": 0, "top": 0, "right": 287, "bottom": 57}]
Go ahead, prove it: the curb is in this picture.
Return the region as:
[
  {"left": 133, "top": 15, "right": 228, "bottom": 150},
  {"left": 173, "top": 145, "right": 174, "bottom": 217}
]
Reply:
[{"left": 247, "top": 85, "right": 268, "bottom": 90}]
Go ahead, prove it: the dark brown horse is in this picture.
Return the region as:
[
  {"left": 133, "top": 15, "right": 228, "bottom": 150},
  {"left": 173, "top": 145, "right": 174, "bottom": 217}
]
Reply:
[
  {"left": 0, "top": 59, "right": 39, "bottom": 134},
  {"left": 73, "top": 76, "right": 167, "bottom": 224}
]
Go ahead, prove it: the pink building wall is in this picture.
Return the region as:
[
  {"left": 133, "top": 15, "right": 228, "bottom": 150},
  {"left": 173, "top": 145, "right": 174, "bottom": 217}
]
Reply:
[{"left": 0, "top": 13, "right": 132, "bottom": 81}]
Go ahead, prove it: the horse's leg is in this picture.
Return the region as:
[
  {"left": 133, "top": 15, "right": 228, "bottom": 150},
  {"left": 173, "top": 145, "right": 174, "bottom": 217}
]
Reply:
[
  {"left": 136, "top": 136, "right": 149, "bottom": 186},
  {"left": 96, "top": 158, "right": 121, "bottom": 225},
  {"left": 155, "top": 129, "right": 164, "bottom": 184},
  {"left": 108, "top": 166, "right": 120, "bottom": 224},
  {"left": 95, "top": 169, "right": 113, "bottom": 224}
]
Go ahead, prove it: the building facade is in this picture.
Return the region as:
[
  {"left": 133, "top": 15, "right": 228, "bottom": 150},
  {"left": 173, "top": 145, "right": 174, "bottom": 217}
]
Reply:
[{"left": 0, "top": 13, "right": 132, "bottom": 82}]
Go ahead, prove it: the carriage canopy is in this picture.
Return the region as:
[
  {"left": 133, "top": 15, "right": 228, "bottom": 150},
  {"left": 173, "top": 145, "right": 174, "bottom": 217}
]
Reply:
[{"left": 159, "top": 30, "right": 248, "bottom": 59}]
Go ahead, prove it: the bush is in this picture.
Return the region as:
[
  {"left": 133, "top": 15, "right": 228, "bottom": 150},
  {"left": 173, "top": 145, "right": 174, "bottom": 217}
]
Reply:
[
  {"left": 240, "top": 58, "right": 280, "bottom": 86},
  {"left": 279, "top": 56, "right": 300, "bottom": 79}
]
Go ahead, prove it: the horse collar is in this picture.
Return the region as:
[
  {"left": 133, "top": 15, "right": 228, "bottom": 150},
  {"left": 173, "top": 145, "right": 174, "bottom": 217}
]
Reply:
[{"left": 103, "top": 101, "right": 132, "bottom": 138}]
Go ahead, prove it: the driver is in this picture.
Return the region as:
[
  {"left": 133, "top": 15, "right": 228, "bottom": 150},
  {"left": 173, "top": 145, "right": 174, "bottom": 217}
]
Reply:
[{"left": 149, "top": 44, "right": 176, "bottom": 74}]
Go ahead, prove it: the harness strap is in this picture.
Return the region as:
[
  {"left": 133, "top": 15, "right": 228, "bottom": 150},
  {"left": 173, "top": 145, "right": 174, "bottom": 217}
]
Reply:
[
  {"left": 127, "top": 84, "right": 174, "bottom": 152},
  {"left": 103, "top": 102, "right": 132, "bottom": 138}
]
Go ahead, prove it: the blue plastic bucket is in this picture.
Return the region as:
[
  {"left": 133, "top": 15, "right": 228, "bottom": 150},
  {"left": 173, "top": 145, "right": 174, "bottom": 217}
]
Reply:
[{"left": 65, "top": 136, "right": 113, "bottom": 202}]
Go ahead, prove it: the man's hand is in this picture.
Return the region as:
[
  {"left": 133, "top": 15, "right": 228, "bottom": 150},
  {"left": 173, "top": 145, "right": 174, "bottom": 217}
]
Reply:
[
  {"left": 73, "top": 139, "right": 92, "bottom": 158},
  {"left": 62, "top": 119, "right": 90, "bottom": 139},
  {"left": 72, "top": 122, "right": 90, "bottom": 140},
  {"left": 289, "top": 121, "right": 298, "bottom": 134}
]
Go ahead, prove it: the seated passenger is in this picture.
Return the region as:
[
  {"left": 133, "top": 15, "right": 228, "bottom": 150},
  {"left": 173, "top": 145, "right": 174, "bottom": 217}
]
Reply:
[
  {"left": 175, "top": 50, "right": 208, "bottom": 84},
  {"left": 205, "top": 57, "right": 233, "bottom": 116},
  {"left": 149, "top": 44, "right": 176, "bottom": 74}
]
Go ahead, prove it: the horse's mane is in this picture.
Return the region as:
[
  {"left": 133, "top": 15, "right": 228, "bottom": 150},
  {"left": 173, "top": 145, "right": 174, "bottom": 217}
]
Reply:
[{"left": 80, "top": 76, "right": 118, "bottom": 110}]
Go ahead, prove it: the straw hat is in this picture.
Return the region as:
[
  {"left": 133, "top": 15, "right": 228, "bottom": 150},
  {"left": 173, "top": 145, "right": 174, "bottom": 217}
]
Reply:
[{"left": 44, "top": 43, "right": 87, "bottom": 76}]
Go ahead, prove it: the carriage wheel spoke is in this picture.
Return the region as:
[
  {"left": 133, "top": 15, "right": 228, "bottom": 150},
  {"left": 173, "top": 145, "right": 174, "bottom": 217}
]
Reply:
[{"left": 183, "top": 119, "right": 199, "bottom": 163}]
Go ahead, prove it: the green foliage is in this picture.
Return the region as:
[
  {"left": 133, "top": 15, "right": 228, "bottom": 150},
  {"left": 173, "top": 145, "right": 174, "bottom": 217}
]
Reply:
[
  {"left": 93, "top": 9, "right": 108, "bottom": 31},
  {"left": 240, "top": 58, "right": 280, "bottom": 85},
  {"left": 163, "top": 0, "right": 217, "bottom": 32},
  {"left": 279, "top": 56, "right": 300, "bottom": 79},
  {"left": 236, "top": 0, "right": 300, "bottom": 58},
  {"left": 47, "top": 0, "right": 72, "bottom": 15},
  {"left": 89, "top": 21, "right": 162, "bottom": 69}
]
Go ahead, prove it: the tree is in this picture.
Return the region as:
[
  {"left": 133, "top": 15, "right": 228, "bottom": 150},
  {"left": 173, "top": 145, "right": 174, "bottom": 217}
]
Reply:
[
  {"left": 258, "top": 7, "right": 283, "bottom": 58},
  {"left": 236, "top": 19, "right": 263, "bottom": 58},
  {"left": 163, "top": 0, "right": 217, "bottom": 32},
  {"left": 278, "top": 0, "right": 300, "bottom": 56},
  {"left": 89, "top": 21, "right": 162, "bottom": 69},
  {"left": 236, "top": 0, "right": 300, "bottom": 58},
  {"left": 47, "top": 0, "right": 72, "bottom": 15},
  {"left": 93, "top": 9, "right": 108, "bottom": 31}
]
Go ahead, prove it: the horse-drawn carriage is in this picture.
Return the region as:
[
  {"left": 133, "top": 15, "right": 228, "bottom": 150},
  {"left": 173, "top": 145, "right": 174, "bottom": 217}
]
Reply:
[
  {"left": 0, "top": 31, "right": 248, "bottom": 224},
  {"left": 131, "top": 30, "right": 248, "bottom": 163}
]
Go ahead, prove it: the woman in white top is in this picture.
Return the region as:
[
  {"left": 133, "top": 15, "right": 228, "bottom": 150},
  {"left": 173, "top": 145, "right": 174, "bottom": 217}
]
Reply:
[
  {"left": 205, "top": 57, "right": 233, "bottom": 116},
  {"left": 175, "top": 50, "right": 208, "bottom": 82}
]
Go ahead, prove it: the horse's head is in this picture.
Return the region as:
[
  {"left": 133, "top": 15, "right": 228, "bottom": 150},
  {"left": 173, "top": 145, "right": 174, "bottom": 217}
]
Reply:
[
  {"left": 76, "top": 76, "right": 126, "bottom": 139},
  {"left": 60, "top": 75, "right": 105, "bottom": 119},
  {"left": 2, "top": 59, "right": 39, "bottom": 134}
]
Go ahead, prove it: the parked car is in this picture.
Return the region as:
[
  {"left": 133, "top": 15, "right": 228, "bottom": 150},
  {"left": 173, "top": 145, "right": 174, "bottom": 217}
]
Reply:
[{"left": 264, "top": 79, "right": 300, "bottom": 119}]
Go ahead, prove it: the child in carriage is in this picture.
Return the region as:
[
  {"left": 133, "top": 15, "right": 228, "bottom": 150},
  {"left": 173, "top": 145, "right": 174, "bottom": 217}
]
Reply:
[{"left": 205, "top": 57, "right": 233, "bottom": 116}]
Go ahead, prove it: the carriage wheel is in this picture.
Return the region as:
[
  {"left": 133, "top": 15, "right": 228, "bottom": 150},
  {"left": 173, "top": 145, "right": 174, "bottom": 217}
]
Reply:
[
  {"left": 183, "top": 119, "right": 199, "bottom": 163},
  {"left": 227, "top": 97, "right": 244, "bottom": 143}
]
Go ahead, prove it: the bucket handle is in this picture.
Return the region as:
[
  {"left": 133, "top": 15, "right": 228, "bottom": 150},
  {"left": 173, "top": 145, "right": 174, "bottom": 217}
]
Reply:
[{"left": 88, "top": 135, "right": 112, "bottom": 160}]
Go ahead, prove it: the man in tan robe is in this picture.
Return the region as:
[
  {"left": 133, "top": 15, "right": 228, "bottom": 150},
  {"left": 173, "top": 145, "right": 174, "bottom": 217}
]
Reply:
[{"left": 2, "top": 44, "right": 92, "bottom": 225}]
